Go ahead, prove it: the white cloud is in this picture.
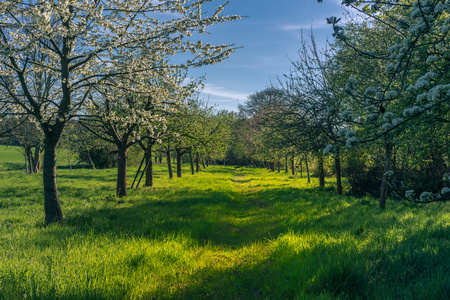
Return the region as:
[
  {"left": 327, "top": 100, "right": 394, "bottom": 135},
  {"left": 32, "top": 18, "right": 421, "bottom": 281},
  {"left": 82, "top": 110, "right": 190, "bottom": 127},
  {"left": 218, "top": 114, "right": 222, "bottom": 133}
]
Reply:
[
  {"left": 280, "top": 19, "right": 330, "bottom": 31},
  {"left": 201, "top": 83, "right": 250, "bottom": 101}
]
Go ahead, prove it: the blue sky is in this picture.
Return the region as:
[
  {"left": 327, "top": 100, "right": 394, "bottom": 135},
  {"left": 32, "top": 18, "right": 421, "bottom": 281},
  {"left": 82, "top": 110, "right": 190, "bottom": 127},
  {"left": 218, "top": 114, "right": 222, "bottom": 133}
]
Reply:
[{"left": 188, "top": 0, "right": 346, "bottom": 111}]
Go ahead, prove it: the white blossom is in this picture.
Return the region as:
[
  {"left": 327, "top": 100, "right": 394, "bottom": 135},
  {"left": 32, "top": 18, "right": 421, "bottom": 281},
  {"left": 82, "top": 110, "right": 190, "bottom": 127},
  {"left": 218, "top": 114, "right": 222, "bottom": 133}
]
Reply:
[
  {"left": 391, "top": 118, "right": 403, "bottom": 126},
  {"left": 383, "top": 112, "right": 394, "bottom": 121},
  {"left": 405, "top": 190, "right": 415, "bottom": 200},
  {"left": 364, "top": 86, "right": 377, "bottom": 95},
  {"left": 346, "top": 136, "right": 357, "bottom": 148},
  {"left": 341, "top": 110, "right": 354, "bottom": 121},
  {"left": 323, "top": 144, "right": 334, "bottom": 155},
  {"left": 385, "top": 90, "right": 398, "bottom": 100},
  {"left": 441, "top": 187, "right": 450, "bottom": 195},
  {"left": 419, "top": 192, "right": 432, "bottom": 202},
  {"left": 403, "top": 106, "right": 421, "bottom": 116}
]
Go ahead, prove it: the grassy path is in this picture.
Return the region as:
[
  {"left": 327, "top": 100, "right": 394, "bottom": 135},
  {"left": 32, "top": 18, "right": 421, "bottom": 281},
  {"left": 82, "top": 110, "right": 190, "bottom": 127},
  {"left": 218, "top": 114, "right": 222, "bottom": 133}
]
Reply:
[{"left": 0, "top": 165, "right": 449, "bottom": 299}]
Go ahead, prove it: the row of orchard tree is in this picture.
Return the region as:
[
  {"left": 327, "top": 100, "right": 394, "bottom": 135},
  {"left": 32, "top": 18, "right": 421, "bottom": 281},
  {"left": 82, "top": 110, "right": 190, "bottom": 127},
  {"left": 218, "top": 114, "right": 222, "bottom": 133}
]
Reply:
[
  {"left": 0, "top": 0, "right": 241, "bottom": 224},
  {"left": 0, "top": 97, "right": 232, "bottom": 187},
  {"left": 231, "top": 0, "right": 450, "bottom": 208}
]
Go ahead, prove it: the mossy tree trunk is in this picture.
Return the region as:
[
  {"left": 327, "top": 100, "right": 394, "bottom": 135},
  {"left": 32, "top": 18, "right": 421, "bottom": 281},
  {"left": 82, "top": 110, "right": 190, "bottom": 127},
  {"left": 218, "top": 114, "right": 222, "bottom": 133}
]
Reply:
[
  {"left": 167, "top": 145, "right": 173, "bottom": 179},
  {"left": 189, "top": 149, "right": 195, "bottom": 175},
  {"left": 176, "top": 147, "right": 183, "bottom": 178},
  {"left": 43, "top": 138, "right": 63, "bottom": 224},
  {"left": 145, "top": 142, "right": 153, "bottom": 187},
  {"left": 196, "top": 152, "right": 200, "bottom": 173},
  {"left": 116, "top": 143, "right": 128, "bottom": 197},
  {"left": 291, "top": 157, "right": 295, "bottom": 176}
]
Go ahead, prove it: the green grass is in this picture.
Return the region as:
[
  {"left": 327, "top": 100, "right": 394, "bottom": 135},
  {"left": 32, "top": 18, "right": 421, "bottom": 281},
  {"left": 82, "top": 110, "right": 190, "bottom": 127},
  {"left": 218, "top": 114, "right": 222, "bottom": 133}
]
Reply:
[
  {"left": 0, "top": 145, "right": 76, "bottom": 171},
  {"left": 0, "top": 161, "right": 449, "bottom": 299}
]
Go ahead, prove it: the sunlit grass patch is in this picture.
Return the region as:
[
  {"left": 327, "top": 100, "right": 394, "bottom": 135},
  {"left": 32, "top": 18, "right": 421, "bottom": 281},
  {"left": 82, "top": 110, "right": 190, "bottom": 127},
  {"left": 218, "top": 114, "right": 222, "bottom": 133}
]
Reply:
[{"left": 0, "top": 162, "right": 449, "bottom": 299}]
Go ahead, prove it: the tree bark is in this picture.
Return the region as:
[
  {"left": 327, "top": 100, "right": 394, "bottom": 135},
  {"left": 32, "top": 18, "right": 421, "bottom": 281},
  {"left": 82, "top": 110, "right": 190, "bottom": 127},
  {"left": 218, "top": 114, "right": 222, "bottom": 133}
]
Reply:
[
  {"left": 24, "top": 150, "right": 29, "bottom": 174},
  {"left": 202, "top": 158, "right": 206, "bottom": 169},
  {"left": 285, "top": 155, "right": 288, "bottom": 173},
  {"left": 167, "top": 147, "right": 173, "bottom": 179},
  {"left": 87, "top": 150, "right": 95, "bottom": 169},
  {"left": 335, "top": 149, "right": 342, "bottom": 195},
  {"left": 318, "top": 154, "right": 325, "bottom": 188},
  {"left": 145, "top": 143, "right": 153, "bottom": 187},
  {"left": 189, "top": 149, "right": 195, "bottom": 175},
  {"left": 196, "top": 152, "right": 200, "bottom": 173},
  {"left": 176, "top": 148, "right": 182, "bottom": 178},
  {"left": 43, "top": 141, "right": 63, "bottom": 224},
  {"left": 305, "top": 154, "right": 311, "bottom": 183},
  {"left": 291, "top": 158, "right": 295, "bottom": 176},
  {"left": 277, "top": 161, "right": 280, "bottom": 173},
  {"left": 33, "top": 146, "right": 42, "bottom": 173},
  {"left": 116, "top": 144, "right": 128, "bottom": 197},
  {"left": 25, "top": 146, "right": 32, "bottom": 174},
  {"left": 380, "top": 141, "right": 393, "bottom": 209}
]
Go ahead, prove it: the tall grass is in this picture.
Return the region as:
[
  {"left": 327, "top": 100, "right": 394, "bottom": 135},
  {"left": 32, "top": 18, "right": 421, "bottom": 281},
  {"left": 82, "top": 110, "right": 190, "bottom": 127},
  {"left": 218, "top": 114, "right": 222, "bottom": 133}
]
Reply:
[{"left": 0, "top": 161, "right": 449, "bottom": 299}]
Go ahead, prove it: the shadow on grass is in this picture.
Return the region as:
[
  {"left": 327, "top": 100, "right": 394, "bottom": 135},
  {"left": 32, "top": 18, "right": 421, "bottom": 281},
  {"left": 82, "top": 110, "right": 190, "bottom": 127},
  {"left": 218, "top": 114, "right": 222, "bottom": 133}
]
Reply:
[
  {"left": 19, "top": 173, "right": 450, "bottom": 299},
  {"left": 37, "top": 181, "right": 380, "bottom": 250},
  {"left": 60, "top": 189, "right": 285, "bottom": 248},
  {"left": 0, "top": 162, "right": 24, "bottom": 171}
]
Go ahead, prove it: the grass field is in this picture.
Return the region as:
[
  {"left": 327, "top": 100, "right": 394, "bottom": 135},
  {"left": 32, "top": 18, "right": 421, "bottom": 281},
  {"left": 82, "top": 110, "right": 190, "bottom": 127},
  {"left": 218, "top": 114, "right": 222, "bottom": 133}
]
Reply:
[
  {"left": 0, "top": 145, "right": 74, "bottom": 171},
  {"left": 0, "top": 153, "right": 449, "bottom": 299}
]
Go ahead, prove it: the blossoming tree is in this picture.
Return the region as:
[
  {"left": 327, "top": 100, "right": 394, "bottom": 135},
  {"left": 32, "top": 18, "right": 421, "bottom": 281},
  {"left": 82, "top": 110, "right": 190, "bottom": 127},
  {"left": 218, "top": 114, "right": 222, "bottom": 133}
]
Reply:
[
  {"left": 320, "top": 0, "right": 450, "bottom": 205},
  {"left": 0, "top": 0, "right": 241, "bottom": 223}
]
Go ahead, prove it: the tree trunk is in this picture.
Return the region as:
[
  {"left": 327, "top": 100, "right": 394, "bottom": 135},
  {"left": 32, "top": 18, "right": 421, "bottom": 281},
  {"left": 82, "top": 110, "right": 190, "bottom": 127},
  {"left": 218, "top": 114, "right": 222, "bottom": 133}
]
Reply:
[
  {"left": 277, "top": 161, "right": 280, "bottom": 173},
  {"left": 145, "top": 143, "right": 153, "bottom": 187},
  {"left": 291, "top": 158, "right": 295, "bottom": 176},
  {"left": 87, "top": 150, "right": 95, "bottom": 169},
  {"left": 379, "top": 141, "right": 393, "bottom": 209},
  {"left": 318, "top": 154, "right": 325, "bottom": 188},
  {"left": 116, "top": 144, "right": 128, "bottom": 197},
  {"left": 335, "top": 149, "right": 342, "bottom": 195},
  {"left": 189, "top": 149, "right": 195, "bottom": 175},
  {"left": 305, "top": 154, "right": 311, "bottom": 183},
  {"left": 196, "top": 152, "right": 200, "bottom": 173},
  {"left": 33, "top": 146, "right": 42, "bottom": 173},
  {"left": 176, "top": 148, "right": 182, "bottom": 178},
  {"left": 167, "top": 147, "right": 173, "bottom": 179},
  {"left": 270, "top": 161, "right": 275, "bottom": 172},
  {"left": 43, "top": 141, "right": 63, "bottom": 224},
  {"left": 202, "top": 158, "right": 206, "bottom": 169},
  {"left": 25, "top": 146, "right": 32, "bottom": 174},
  {"left": 24, "top": 150, "right": 29, "bottom": 174},
  {"left": 285, "top": 155, "right": 288, "bottom": 173}
]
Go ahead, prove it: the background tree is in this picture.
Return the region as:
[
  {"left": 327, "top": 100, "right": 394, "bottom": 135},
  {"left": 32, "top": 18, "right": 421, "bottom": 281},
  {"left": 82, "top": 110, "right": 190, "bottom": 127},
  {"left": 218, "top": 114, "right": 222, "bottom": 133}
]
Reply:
[{"left": 0, "top": 116, "right": 43, "bottom": 173}]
